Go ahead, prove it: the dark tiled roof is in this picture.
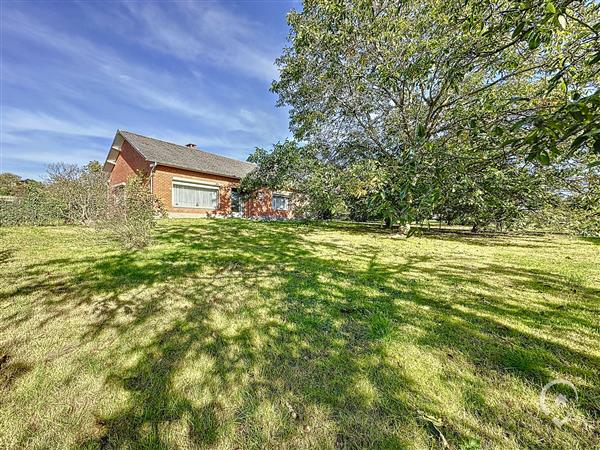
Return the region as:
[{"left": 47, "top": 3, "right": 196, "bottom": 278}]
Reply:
[{"left": 119, "top": 130, "right": 256, "bottom": 179}]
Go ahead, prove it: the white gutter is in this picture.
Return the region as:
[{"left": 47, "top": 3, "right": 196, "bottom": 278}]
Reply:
[{"left": 149, "top": 161, "right": 158, "bottom": 193}]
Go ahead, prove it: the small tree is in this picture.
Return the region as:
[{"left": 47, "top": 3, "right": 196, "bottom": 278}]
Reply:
[
  {"left": 103, "top": 173, "right": 165, "bottom": 249},
  {"left": 46, "top": 161, "right": 109, "bottom": 225}
]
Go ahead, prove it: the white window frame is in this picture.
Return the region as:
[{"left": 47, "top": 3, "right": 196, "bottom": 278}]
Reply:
[
  {"left": 172, "top": 180, "right": 220, "bottom": 210},
  {"left": 272, "top": 193, "right": 290, "bottom": 211}
]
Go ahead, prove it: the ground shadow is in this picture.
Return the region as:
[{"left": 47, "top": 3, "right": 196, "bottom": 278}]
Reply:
[{"left": 2, "top": 219, "right": 598, "bottom": 448}]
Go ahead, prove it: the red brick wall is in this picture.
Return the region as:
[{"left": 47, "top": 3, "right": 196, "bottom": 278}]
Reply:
[
  {"left": 108, "top": 141, "right": 150, "bottom": 186},
  {"left": 246, "top": 188, "right": 292, "bottom": 219},
  {"left": 152, "top": 165, "right": 241, "bottom": 215},
  {"left": 153, "top": 168, "right": 292, "bottom": 217}
]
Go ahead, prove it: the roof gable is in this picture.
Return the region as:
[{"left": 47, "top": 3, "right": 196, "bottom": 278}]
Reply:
[{"left": 115, "top": 130, "right": 256, "bottom": 179}]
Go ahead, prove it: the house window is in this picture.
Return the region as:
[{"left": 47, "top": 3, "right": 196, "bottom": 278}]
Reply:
[
  {"left": 272, "top": 194, "right": 289, "bottom": 211},
  {"left": 172, "top": 182, "right": 219, "bottom": 209},
  {"left": 231, "top": 188, "right": 243, "bottom": 213}
]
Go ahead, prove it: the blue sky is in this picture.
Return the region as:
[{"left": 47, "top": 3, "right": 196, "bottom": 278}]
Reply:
[{"left": 0, "top": 0, "right": 297, "bottom": 179}]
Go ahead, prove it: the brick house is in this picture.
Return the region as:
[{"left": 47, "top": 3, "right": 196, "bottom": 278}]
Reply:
[{"left": 102, "top": 130, "right": 292, "bottom": 218}]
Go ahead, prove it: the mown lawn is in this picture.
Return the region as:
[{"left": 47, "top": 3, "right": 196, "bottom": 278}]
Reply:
[{"left": 0, "top": 219, "right": 598, "bottom": 449}]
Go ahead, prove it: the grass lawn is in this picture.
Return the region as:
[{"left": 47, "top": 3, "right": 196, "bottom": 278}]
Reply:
[{"left": 0, "top": 219, "right": 598, "bottom": 449}]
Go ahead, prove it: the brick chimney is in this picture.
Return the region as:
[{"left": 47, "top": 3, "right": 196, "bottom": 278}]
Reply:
[{"left": 186, "top": 143, "right": 197, "bottom": 148}]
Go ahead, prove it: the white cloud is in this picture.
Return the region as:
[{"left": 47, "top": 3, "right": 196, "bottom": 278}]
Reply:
[
  {"left": 1, "top": 107, "right": 111, "bottom": 137},
  {"left": 0, "top": 2, "right": 291, "bottom": 177},
  {"left": 2, "top": 9, "right": 282, "bottom": 136},
  {"left": 0, "top": 127, "right": 107, "bottom": 179},
  {"left": 118, "top": 1, "right": 279, "bottom": 82},
  {"left": 2, "top": 145, "right": 102, "bottom": 165},
  {"left": 0, "top": 107, "right": 111, "bottom": 173}
]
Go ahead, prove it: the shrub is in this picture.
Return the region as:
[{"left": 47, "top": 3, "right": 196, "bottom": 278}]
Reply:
[
  {"left": 1, "top": 162, "right": 108, "bottom": 228},
  {"left": 1, "top": 163, "right": 164, "bottom": 249},
  {"left": 0, "top": 184, "right": 62, "bottom": 226},
  {"left": 0, "top": 172, "right": 23, "bottom": 196},
  {"left": 102, "top": 174, "right": 165, "bottom": 249},
  {"left": 46, "top": 162, "right": 109, "bottom": 225},
  {"left": 517, "top": 203, "right": 600, "bottom": 237}
]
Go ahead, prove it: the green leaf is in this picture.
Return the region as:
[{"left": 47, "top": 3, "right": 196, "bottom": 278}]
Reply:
[
  {"left": 538, "top": 151, "right": 550, "bottom": 165},
  {"left": 545, "top": 2, "right": 556, "bottom": 14},
  {"left": 511, "top": 118, "right": 530, "bottom": 131},
  {"left": 546, "top": 71, "right": 563, "bottom": 93},
  {"left": 569, "top": 109, "right": 584, "bottom": 121},
  {"left": 589, "top": 51, "right": 600, "bottom": 65},
  {"left": 558, "top": 15, "right": 567, "bottom": 29},
  {"left": 559, "top": 79, "right": 568, "bottom": 92},
  {"left": 512, "top": 22, "right": 525, "bottom": 38},
  {"left": 527, "top": 31, "right": 541, "bottom": 50},
  {"left": 570, "top": 134, "right": 588, "bottom": 150}
]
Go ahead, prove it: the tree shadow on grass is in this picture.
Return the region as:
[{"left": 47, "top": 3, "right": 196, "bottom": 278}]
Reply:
[
  {"left": 413, "top": 228, "right": 570, "bottom": 249},
  {"left": 80, "top": 282, "right": 225, "bottom": 448},
  {"left": 0, "top": 351, "right": 31, "bottom": 391},
  {"left": 581, "top": 236, "right": 600, "bottom": 246},
  {"left": 0, "top": 248, "right": 14, "bottom": 266},
  {"left": 2, "top": 219, "right": 598, "bottom": 448}
]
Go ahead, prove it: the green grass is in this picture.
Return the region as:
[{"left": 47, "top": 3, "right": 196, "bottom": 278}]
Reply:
[{"left": 0, "top": 219, "right": 598, "bottom": 449}]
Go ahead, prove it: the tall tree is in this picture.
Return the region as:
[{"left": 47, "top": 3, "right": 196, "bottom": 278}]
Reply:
[{"left": 269, "top": 0, "right": 598, "bottom": 228}]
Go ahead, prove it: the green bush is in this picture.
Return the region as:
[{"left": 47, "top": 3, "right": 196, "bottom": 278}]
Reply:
[
  {"left": 102, "top": 174, "right": 165, "bottom": 249},
  {"left": 46, "top": 162, "right": 109, "bottom": 225},
  {"left": 0, "top": 163, "right": 165, "bottom": 249},
  {"left": 0, "top": 184, "right": 62, "bottom": 226}
]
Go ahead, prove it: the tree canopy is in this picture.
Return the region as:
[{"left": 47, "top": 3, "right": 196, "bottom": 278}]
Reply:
[{"left": 246, "top": 0, "right": 599, "bottom": 231}]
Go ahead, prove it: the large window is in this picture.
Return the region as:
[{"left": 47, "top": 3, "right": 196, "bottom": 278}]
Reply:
[
  {"left": 172, "top": 182, "right": 219, "bottom": 209},
  {"left": 272, "top": 194, "right": 289, "bottom": 211}
]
